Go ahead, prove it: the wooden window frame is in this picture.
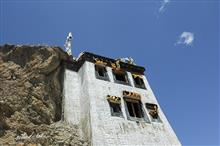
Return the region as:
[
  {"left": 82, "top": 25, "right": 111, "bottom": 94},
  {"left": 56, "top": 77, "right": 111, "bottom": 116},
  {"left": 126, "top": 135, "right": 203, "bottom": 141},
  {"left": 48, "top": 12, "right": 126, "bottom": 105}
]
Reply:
[
  {"left": 108, "top": 101, "right": 123, "bottom": 118},
  {"left": 132, "top": 74, "right": 146, "bottom": 89},
  {"left": 112, "top": 69, "right": 130, "bottom": 86},
  {"left": 95, "top": 65, "right": 109, "bottom": 81},
  {"left": 145, "top": 103, "right": 162, "bottom": 123},
  {"left": 124, "top": 97, "right": 150, "bottom": 123}
]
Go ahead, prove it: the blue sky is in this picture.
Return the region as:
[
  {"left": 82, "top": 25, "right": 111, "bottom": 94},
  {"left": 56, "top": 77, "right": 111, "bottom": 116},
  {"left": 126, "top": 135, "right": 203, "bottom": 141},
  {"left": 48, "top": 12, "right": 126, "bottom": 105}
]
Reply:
[{"left": 0, "top": 0, "right": 219, "bottom": 145}]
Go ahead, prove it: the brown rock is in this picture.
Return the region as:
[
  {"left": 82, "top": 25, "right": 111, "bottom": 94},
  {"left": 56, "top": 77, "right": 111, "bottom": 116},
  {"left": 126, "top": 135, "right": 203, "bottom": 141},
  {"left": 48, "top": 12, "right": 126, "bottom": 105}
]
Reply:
[{"left": 0, "top": 45, "right": 88, "bottom": 145}]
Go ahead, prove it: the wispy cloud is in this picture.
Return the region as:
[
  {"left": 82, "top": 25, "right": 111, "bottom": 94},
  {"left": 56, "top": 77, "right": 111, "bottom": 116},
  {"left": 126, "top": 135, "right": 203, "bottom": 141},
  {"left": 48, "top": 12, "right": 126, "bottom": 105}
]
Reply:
[
  {"left": 159, "top": 0, "right": 170, "bottom": 13},
  {"left": 176, "top": 32, "right": 194, "bottom": 46}
]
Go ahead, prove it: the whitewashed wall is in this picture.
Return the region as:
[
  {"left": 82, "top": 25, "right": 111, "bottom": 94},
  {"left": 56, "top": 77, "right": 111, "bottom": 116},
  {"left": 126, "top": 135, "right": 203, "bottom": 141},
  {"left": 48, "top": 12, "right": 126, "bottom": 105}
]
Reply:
[
  {"left": 63, "top": 61, "right": 181, "bottom": 146},
  {"left": 63, "top": 69, "right": 81, "bottom": 125}
]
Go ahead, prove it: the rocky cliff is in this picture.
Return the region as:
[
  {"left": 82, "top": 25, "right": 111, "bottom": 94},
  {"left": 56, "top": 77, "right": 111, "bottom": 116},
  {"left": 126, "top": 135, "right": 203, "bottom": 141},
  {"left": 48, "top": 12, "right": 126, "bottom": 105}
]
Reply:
[{"left": 0, "top": 44, "right": 87, "bottom": 146}]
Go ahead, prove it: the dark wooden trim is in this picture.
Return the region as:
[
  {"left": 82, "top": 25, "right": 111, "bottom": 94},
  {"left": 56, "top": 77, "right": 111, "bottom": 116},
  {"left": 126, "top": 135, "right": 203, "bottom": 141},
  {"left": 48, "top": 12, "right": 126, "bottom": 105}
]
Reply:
[{"left": 62, "top": 52, "right": 146, "bottom": 74}]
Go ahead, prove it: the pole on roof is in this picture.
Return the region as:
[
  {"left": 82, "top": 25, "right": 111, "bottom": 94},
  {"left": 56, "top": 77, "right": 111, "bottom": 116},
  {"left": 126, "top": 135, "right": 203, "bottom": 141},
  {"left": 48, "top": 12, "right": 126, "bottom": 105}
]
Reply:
[{"left": 64, "top": 32, "right": 73, "bottom": 56}]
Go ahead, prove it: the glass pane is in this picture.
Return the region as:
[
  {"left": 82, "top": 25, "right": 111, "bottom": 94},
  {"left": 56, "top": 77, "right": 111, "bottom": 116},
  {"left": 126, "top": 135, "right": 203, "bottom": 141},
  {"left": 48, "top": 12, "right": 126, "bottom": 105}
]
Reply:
[
  {"left": 98, "top": 68, "right": 105, "bottom": 77},
  {"left": 126, "top": 101, "right": 135, "bottom": 117},
  {"left": 115, "top": 73, "right": 126, "bottom": 82},
  {"left": 109, "top": 102, "right": 122, "bottom": 117},
  {"left": 133, "top": 102, "right": 143, "bottom": 118}
]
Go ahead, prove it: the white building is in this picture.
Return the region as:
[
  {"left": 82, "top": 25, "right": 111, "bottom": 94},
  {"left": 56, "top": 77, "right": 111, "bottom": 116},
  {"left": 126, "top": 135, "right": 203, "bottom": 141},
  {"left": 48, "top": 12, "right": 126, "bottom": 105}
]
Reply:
[{"left": 62, "top": 52, "right": 181, "bottom": 146}]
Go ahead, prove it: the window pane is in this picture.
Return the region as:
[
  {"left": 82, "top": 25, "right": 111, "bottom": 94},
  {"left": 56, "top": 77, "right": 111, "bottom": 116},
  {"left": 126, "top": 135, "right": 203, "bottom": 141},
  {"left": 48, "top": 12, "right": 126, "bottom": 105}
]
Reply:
[
  {"left": 133, "top": 102, "right": 143, "bottom": 118},
  {"left": 98, "top": 68, "right": 105, "bottom": 77},
  {"left": 135, "top": 77, "right": 142, "bottom": 86},
  {"left": 109, "top": 102, "right": 123, "bottom": 117},
  {"left": 132, "top": 75, "right": 146, "bottom": 89},
  {"left": 145, "top": 103, "right": 162, "bottom": 122},
  {"left": 126, "top": 101, "right": 135, "bottom": 117},
  {"left": 115, "top": 73, "right": 126, "bottom": 82},
  {"left": 95, "top": 65, "right": 109, "bottom": 81},
  {"left": 112, "top": 70, "right": 129, "bottom": 85}
]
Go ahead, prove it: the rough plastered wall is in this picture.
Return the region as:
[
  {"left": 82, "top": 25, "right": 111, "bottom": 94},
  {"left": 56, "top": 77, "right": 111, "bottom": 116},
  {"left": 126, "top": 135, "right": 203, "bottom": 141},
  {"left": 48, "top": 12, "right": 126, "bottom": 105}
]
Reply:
[
  {"left": 84, "top": 62, "right": 181, "bottom": 146},
  {"left": 63, "top": 61, "right": 181, "bottom": 146},
  {"left": 63, "top": 63, "right": 92, "bottom": 144},
  {"left": 79, "top": 62, "right": 92, "bottom": 144},
  {"left": 63, "top": 69, "right": 81, "bottom": 125}
]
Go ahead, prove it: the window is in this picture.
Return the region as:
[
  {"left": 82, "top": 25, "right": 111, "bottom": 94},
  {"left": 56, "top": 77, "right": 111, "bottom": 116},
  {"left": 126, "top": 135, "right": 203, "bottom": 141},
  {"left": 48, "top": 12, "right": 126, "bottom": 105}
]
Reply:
[
  {"left": 145, "top": 103, "right": 162, "bottom": 123},
  {"left": 126, "top": 99, "right": 143, "bottom": 118},
  {"left": 108, "top": 102, "right": 123, "bottom": 117},
  {"left": 112, "top": 70, "right": 130, "bottom": 85},
  {"left": 124, "top": 98, "right": 150, "bottom": 122},
  {"left": 95, "top": 65, "right": 109, "bottom": 81},
  {"left": 132, "top": 74, "right": 146, "bottom": 89},
  {"left": 107, "top": 95, "right": 123, "bottom": 117}
]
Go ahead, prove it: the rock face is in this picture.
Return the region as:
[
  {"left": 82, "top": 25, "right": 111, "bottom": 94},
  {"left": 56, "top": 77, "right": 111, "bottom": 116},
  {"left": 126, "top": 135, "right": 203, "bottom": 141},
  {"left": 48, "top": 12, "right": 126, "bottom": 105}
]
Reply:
[{"left": 0, "top": 45, "right": 87, "bottom": 145}]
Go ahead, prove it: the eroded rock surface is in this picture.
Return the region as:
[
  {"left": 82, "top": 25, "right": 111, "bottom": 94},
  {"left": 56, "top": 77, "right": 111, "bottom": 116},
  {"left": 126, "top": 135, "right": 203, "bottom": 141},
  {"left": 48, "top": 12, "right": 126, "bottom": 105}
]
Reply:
[{"left": 0, "top": 44, "right": 87, "bottom": 145}]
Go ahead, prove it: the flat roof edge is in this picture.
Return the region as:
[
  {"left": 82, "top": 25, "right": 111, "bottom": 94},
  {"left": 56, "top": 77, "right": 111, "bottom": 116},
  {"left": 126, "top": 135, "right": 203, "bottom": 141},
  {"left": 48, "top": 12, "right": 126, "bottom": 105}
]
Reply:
[{"left": 62, "top": 52, "right": 145, "bottom": 74}]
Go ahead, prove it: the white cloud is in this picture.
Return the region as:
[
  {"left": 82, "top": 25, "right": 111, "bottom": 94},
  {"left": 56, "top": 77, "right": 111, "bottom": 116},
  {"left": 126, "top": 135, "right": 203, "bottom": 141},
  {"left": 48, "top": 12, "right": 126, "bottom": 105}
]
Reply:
[
  {"left": 159, "top": 0, "right": 170, "bottom": 13},
  {"left": 176, "top": 32, "right": 194, "bottom": 46}
]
